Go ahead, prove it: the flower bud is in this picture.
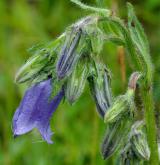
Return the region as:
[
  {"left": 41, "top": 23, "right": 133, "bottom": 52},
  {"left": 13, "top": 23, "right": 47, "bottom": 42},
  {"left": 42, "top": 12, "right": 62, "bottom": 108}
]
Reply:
[
  {"left": 65, "top": 57, "right": 89, "bottom": 104},
  {"left": 130, "top": 121, "right": 150, "bottom": 160},
  {"left": 120, "top": 121, "right": 150, "bottom": 164},
  {"left": 101, "top": 118, "right": 131, "bottom": 159},
  {"left": 104, "top": 89, "right": 135, "bottom": 123},
  {"left": 120, "top": 145, "right": 142, "bottom": 165},
  {"left": 88, "top": 61, "right": 112, "bottom": 118},
  {"left": 73, "top": 15, "right": 99, "bottom": 30},
  {"left": 84, "top": 24, "right": 104, "bottom": 54},
  {"left": 15, "top": 48, "right": 51, "bottom": 83},
  {"left": 104, "top": 72, "right": 141, "bottom": 123},
  {"left": 56, "top": 28, "right": 82, "bottom": 79},
  {"left": 15, "top": 35, "right": 64, "bottom": 84}
]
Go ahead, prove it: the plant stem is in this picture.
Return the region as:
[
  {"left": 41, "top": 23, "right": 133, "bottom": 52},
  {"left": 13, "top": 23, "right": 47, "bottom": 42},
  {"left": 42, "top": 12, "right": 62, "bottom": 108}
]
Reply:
[
  {"left": 71, "top": 0, "right": 111, "bottom": 16},
  {"left": 141, "top": 81, "right": 159, "bottom": 164}
]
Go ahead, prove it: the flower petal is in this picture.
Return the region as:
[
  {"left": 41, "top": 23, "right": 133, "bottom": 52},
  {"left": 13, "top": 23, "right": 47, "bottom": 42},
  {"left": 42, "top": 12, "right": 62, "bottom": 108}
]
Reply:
[{"left": 12, "top": 79, "right": 64, "bottom": 144}]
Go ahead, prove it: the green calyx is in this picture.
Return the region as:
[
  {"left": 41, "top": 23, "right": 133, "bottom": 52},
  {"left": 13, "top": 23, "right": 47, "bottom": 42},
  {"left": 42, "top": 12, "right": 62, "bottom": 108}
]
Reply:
[
  {"left": 104, "top": 89, "right": 135, "bottom": 124},
  {"left": 15, "top": 34, "right": 65, "bottom": 84},
  {"left": 65, "top": 57, "right": 89, "bottom": 104}
]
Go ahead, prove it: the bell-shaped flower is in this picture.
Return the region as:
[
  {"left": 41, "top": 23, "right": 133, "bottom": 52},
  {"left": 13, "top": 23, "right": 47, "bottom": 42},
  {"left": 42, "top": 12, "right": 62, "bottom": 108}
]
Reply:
[{"left": 12, "top": 79, "right": 64, "bottom": 144}]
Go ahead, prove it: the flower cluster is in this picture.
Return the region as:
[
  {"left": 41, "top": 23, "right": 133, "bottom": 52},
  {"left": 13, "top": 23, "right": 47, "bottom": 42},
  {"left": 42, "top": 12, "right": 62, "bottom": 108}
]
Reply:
[
  {"left": 13, "top": 0, "right": 156, "bottom": 164},
  {"left": 13, "top": 15, "right": 112, "bottom": 144},
  {"left": 101, "top": 72, "right": 150, "bottom": 163}
]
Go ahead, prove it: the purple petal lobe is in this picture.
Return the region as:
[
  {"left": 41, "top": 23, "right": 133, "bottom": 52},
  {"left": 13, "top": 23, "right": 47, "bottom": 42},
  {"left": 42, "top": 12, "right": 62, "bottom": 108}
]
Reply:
[{"left": 12, "top": 79, "right": 64, "bottom": 144}]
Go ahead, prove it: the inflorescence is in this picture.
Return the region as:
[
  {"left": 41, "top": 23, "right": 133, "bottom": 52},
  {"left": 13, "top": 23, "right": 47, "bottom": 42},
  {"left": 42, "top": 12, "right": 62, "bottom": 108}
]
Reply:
[{"left": 12, "top": 1, "right": 158, "bottom": 164}]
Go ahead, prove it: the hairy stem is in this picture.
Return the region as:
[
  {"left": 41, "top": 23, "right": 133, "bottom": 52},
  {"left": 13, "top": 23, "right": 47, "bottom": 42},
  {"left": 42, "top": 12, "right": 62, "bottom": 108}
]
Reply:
[
  {"left": 141, "top": 80, "right": 159, "bottom": 164},
  {"left": 71, "top": 0, "right": 111, "bottom": 16}
]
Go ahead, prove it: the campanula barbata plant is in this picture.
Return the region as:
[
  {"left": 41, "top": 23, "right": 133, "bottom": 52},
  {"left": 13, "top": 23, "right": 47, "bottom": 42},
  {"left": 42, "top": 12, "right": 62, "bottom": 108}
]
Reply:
[{"left": 13, "top": 0, "right": 159, "bottom": 164}]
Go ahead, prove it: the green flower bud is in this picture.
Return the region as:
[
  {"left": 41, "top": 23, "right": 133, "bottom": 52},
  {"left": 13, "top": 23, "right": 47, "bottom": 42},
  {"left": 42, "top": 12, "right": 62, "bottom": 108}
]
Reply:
[
  {"left": 84, "top": 24, "right": 104, "bottom": 54},
  {"left": 120, "top": 121, "right": 150, "bottom": 164},
  {"left": 104, "top": 72, "right": 141, "bottom": 123},
  {"left": 101, "top": 118, "right": 131, "bottom": 159},
  {"left": 65, "top": 57, "right": 89, "bottom": 104},
  {"left": 56, "top": 26, "right": 92, "bottom": 80},
  {"left": 104, "top": 89, "right": 135, "bottom": 123},
  {"left": 130, "top": 121, "right": 150, "bottom": 160},
  {"left": 88, "top": 60, "right": 112, "bottom": 118},
  {"left": 15, "top": 48, "right": 51, "bottom": 83},
  {"left": 15, "top": 34, "right": 64, "bottom": 84},
  {"left": 120, "top": 144, "right": 143, "bottom": 165}
]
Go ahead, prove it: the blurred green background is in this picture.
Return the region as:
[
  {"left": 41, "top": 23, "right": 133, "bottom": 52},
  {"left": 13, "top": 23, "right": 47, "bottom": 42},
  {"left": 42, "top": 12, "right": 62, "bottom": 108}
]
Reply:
[{"left": 0, "top": 0, "right": 160, "bottom": 164}]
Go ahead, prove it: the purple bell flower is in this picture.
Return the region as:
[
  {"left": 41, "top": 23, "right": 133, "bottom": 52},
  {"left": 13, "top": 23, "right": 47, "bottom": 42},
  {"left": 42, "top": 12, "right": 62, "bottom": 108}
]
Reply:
[{"left": 12, "top": 79, "right": 64, "bottom": 144}]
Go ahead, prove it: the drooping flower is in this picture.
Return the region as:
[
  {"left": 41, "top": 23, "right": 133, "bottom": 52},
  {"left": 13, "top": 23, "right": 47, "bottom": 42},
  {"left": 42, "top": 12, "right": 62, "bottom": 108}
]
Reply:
[{"left": 12, "top": 79, "right": 64, "bottom": 144}]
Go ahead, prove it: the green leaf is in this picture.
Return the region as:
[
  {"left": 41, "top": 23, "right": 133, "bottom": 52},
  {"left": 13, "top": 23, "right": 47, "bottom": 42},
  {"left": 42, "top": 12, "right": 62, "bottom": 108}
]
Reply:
[
  {"left": 127, "top": 3, "right": 153, "bottom": 81},
  {"left": 127, "top": 3, "right": 150, "bottom": 58},
  {"left": 108, "top": 17, "right": 148, "bottom": 72}
]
